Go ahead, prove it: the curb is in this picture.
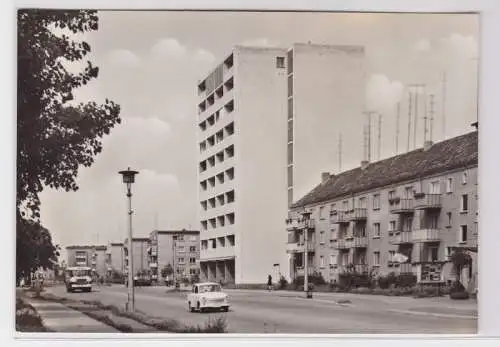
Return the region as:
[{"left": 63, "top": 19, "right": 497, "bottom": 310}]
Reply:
[{"left": 388, "top": 308, "right": 477, "bottom": 320}]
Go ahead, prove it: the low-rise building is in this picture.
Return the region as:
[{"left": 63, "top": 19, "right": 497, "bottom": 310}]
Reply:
[
  {"left": 105, "top": 242, "right": 124, "bottom": 275},
  {"left": 287, "top": 129, "right": 478, "bottom": 292},
  {"left": 148, "top": 229, "right": 200, "bottom": 284},
  {"left": 66, "top": 245, "right": 108, "bottom": 279},
  {"left": 123, "top": 237, "right": 149, "bottom": 276}
]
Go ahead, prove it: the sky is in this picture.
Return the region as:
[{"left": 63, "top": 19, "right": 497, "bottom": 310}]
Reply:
[{"left": 36, "top": 11, "right": 479, "bottom": 260}]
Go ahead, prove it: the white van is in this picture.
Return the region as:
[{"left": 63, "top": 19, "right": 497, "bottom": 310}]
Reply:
[{"left": 64, "top": 266, "right": 92, "bottom": 293}]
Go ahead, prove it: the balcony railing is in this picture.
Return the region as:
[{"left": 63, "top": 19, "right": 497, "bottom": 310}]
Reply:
[
  {"left": 351, "top": 236, "right": 368, "bottom": 248},
  {"left": 398, "top": 263, "right": 413, "bottom": 274},
  {"left": 335, "top": 239, "right": 351, "bottom": 249},
  {"left": 298, "top": 242, "right": 315, "bottom": 253},
  {"left": 286, "top": 242, "right": 300, "bottom": 254},
  {"left": 354, "top": 264, "right": 369, "bottom": 273},
  {"left": 348, "top": 208, "right": 368, "bottom": 221},
  {"left": 413, "top": 193, "right": 442, "bottom": 210},
  {"left": 286, "top": 218, "right": 299, "bottom": 230},
  {"left": 149, "top": 263, "right": 158, "bottom": 268},
  {"left": 412, "top": 228, "right": 440, "bottom": 242},
  {"left": 389, "top": 230, "right": 413, "bottom": 244},
  {"left": 331, "top": 211, "right": 350, "bottom": 224},
  {"left": 298, "top": 219, "right": 315, "bottom": 230},
  {"left": 296, "top": 266, "right": 314, "bottom": 276},
  {"left": 388, "top": 198, "right": 414, "bottom": 214}
]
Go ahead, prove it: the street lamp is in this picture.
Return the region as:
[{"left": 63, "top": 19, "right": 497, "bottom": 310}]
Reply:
[
  {"left": 301, "top": 211, "right": 313, "bottom": 299},
  {"left": 119, "top": 167, "right": 139, "bottom": 312}
]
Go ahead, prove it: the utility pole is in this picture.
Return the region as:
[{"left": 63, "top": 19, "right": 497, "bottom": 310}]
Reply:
[{"left": 302, "top": 211, "right": 312, "bottom": 298}]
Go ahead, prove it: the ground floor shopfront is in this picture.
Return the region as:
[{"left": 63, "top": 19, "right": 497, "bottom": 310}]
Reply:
[{"left": 200, "top": 257, "right": 235, "bottom": 284}]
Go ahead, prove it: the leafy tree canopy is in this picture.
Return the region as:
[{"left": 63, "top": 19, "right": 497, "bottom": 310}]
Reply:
[
  {"left": 16, "top": 10, "right": 121, "bottom": 278},
  {"left": 161, "top": 264, "right": 174, "bottom": 278}
]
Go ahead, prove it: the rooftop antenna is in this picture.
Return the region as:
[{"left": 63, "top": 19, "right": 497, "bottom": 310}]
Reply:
[
  {"left": 338, "top": 132, "right": 342, "bottom": 171},
  {"left": 423, "top": 84, "right": 428, "bottom": 142},
  {"left": 363, "top": 111, "right": 376, "bottom": 161},
  {"left": 377, "top": 113, "right": 382, "bottom": 160},
  {"left": 409, "top": 84, "right": 424, "bottom": 149},
  {"left": 395, "top": 102, "right": 401, "bottom": 154},
  {"left": 407, "top": 91, "right": 412, "bottom": 152},
  {"left": 429, "top": 94, "right": 435, "bottom": 142},
  {"left": 441, "top": 72, "right": 447, "bottom": 140}
]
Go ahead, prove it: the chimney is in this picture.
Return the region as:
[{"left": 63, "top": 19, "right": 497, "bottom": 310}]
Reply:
[
  {"left": 360, "top": 160, "right": 370, "bottom": 170},
  {"left": 321, "top": 172, "right": 330, "bottom": 183},
  {"left": 423, "top": 140, "right": 433, "bottom": 151}
]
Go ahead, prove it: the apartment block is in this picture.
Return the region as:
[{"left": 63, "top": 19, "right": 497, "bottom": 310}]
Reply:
[
  {"left": 287, "top": 129, "right": 478, "bottom": 292},
  {"left": 123, "top": 237, "right": 149, "bottom": 276},
  {"left": 197, "top": 43, "right": 366, "bottom": 284},
  {"left": 66, "top": 245, "right": 108, "bottom": 278},
  {"left": 148, "top": 229, "right": 200, "bottom": 283},
  {"left": 105, "top": 242, "right": 124, "bottom": 274}
]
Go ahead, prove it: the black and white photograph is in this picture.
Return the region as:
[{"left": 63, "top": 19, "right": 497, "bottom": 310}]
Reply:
[{"left": 15, "top": 7, "right": 480, "bottom": 335}]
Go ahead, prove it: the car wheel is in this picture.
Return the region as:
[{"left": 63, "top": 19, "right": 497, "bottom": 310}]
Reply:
[
  {"left": 222, "top": 306, "right": 229, "bottom": 312},
  {"left": 197, "top": 302, "right": 203, "bottom": 313},
  {"left": 188, "top": 302, "right": 195, "bottom": 312}
]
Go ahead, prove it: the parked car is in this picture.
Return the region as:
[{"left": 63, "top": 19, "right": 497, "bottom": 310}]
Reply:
[{"left": 187, "top": 282, "right": 229, "bottom": 313}]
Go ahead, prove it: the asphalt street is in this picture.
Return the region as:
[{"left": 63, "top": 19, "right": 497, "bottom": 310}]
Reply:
[{"left": 46, "top": 284, "right": 477, "bottom": 334}]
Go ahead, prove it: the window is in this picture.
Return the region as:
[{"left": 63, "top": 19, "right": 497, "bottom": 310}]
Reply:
[
  {"left": 342, "top": 200, "right": 349, "bottom": 211},
  {"left": 358, "top": 197, "right": 367, "bottom": 208},
  {"left": 319, "top": 206, "right": 325, "bottom": 219},
  {"left": 446, "top": 177, "right": 453, "bottom": 193},
  {"left": 189, "top": 257, "right": 196, "bottom": 264},
  {"left": 373, "top": 223, "right": 381, "bottom": 238},
  {"left": 388, "top": 190, "right": 396, "bottom": 200},
  {"left": 211, "top": 239, "right": 216, "bottom": 249},
  {"left": 389, "top": 220, "right": 397, "bottom": 232},
  {"left": 178, "top": 257, "right": 185, "bottom": 264},
  {"left": 276, "top": 56, "right": 285, "bottom": 68},
  {"left": 404, "top": 186, "right": 414, "bottom": 198},
  {"left": 177, "top": 245, "right": 185, "bottom": 252},
  {"left": 227, "top": 235, "right": 235, "bottom": 246},
  {"left": 372, "top": 194, "right": 380, "bottom": 210},
  {"left": 373, "top": 252, "right": 380, "bottom": 266},
  {"left": 329, "top": 254, "right": 337, "bottom": 266},
  {"left": 190, "top": 268, "right": 197, "bottom": 275},
  {"left": 445, "top": 247, "right": 454, "bottom": 260},
  {"left": 177, "top": 235, "right": 184, "bottom": 241},
  {"left": 429, "top": 246, "right": 439, "bottom": 262},
  {"left": 319, "top": 231, "right": 325, "bottom": 244},
  {"left": 320, "top": 256, "right": 325, "bottom": 268},
  {"left": 461, "top": 194, "right": 468, "bottom": 212},
  {"left": 330, "top": 229, "right": 337, "bottom": 241},
  {"left": 429, "top": 181, "right": 440, "bottom": 194},
  {"left": 462, "top": 171, "right": 468, "bottom": 184},
  {"left": 447, "top": 212, "right": 452, "bottom": 227},
  {"left": 460, "top": 225, "right": 468, "bottom": 243},
  {"left": 388, "top": 250, "right": 396, "bottom": 263},
  {"left": 201, "top": 240, "right": 208, "bottom": 250},
  {"left": 189, "top": 246, "right": 196, "bottom": 252},
  {"left": 189, "top": 235, "right": 197, "bottom": 242}
]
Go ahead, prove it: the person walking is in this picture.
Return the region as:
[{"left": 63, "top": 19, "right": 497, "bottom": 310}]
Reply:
[{"left": 267, "top": 274, "right": 273, "bottom": 291}]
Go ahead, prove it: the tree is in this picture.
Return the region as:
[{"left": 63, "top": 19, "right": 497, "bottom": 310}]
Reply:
[
  {"left": 16, "top": 10, "right": 121, "bottom": 280},
  {"left": 161, "top": 264, "right": 174, "bottom": 279},
  {"left": 17, "top": 9, "right": 121, "bottom": 219},
  {"left": 451, "top": 248, "right": 472, "bottom": 283}
]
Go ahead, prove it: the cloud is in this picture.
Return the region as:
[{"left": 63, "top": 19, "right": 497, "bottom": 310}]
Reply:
[
  {"left": 193, "top": 48, "right": 216, "bottom": 64},
  {"left": 150, "top": 38, "right": 187, "bottom": 60},
  {"left": 239, "top": 38, "right": 278, "bottom": 47},
  {"left": 107, "top": 49, "right": 142, "bottom": 67},
  {"left": 365, "top": 74, "right": 404, "bottom": 113}
]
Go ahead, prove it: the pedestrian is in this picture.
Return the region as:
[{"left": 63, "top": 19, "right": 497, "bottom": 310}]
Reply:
[{"left": 267, "top": 274, "right": 272, "bottom": 291}]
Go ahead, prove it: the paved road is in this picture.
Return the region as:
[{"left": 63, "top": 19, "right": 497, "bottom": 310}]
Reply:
[{"left": 46, "top": 285, "right": 477, "bottom": 334}]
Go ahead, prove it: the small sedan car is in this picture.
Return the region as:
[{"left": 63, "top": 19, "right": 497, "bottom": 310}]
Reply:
[{"left": 187, "top": 282, "right": 229, "bottom": 313}]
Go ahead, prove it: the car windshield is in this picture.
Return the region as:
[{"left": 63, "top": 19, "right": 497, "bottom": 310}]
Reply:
[
  {"left": 68, "top": 270, "right": 90, "bottom": 277},
  {"left": 199, "top": 284, "right": 221, "bottom": 293}
]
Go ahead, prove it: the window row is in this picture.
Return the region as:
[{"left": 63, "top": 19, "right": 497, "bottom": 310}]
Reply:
[
  {"left": 200, "top": 190, "right": 235, "bottom": 211},
  {"left": 199, "top": 120, "right": 234, "bottom": 153},
  {"left": 201, "top": 234, "right": 235, "bottom": 250},
  {"left": 199, "top": 145, "right": 235, "bottom": 173},
  {"left": 198, "top": 54, "right": 233, "bottom": 95},
  {"left": 201, "top": 213, "right": 235, "bottom": 231},
  {"left": 176, "top": 257, "right": 197, "bottom": 265},
  {"left": 200, "top": 167, "right": 235, "bottom": 191},
  {"left": 198, "top": 79, "right": 234, "bottom": 114},
  {"left": 175, "top": 245, "right": 198, "bottom": 253}
]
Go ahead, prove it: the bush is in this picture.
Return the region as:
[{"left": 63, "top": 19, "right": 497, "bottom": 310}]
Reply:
[
  {"left": 450, "top": 291, "right": 470, "bottom": 300},
  {"left": 396, "top": 273, "right": 417, "bottom": 287},
  {"left": 15, "top": 299, "right": 49, "bottom": 332},
  {"left": 278, "top": 276, "right": 288, "bottom": 290}
]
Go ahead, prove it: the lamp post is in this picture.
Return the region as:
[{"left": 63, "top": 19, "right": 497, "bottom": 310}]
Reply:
[
  {"left": 301, "top": 211, "right": 312, "bottom": 298},
  {"left": 119, "top": 167, "right": 139, "bottom": 312}
]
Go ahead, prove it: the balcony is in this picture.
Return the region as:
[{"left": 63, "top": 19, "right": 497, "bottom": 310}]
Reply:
[
  {"left": 286, "top": 218, "right": 299, "bottom": 231},
  {"left": 335, "top": 239, "right": 351, "bottom": 250},
  {"left": 296, "top": 242, "right": 315, "bottom": 253},
  {"left": 413, "top": 194, "right": 442, "bottom": 210},
  {"left": 354, "top": 264, "right": 369, "bottom": 274},
  {"left": 331, "top": 211, "right": 350, "bottom": 224},
  {"left": 149, "top": 262, "right": 158, "bottom": 268},
  {"left": 388, "top": 198, "right": 414, "bottom": 214},
  {"left": 389, "top": 231, "right": 413, "bottom": 244},
  {"left": 351, "top": 236, "right": 368, "bottom": 248},
  {"left": 398, "top": 263, "right": 413, "bottom": 274},
  {"left": 412, "top": 228, "right": 440, "bottom": 242},
  {"left": 296, "top": 266, "right": 314, "bottom": 277},
  {"left": 286, "top": 242, "right": 300, "bottom": 254},
  {"left": 348, "top": 208, "right": 368, "bottom": 221},
  {"left": 298, "top": 219, "right": 315, "bottom": 230}
]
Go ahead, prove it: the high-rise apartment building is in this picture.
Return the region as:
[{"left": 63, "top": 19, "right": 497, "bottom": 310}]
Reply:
[
  {"left": 148, "top": 229, "right": 200, "bottom": 284},
  {"left": 197, "top": 44, "right": 366, "bottom": 284},
  {"left": 287, "top": 129, "right": 478, "bottom": 292}
]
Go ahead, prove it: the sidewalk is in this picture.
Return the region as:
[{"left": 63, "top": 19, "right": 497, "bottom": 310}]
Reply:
[{"left": 24, "top": 298, "right": 119, "bottom": 333}]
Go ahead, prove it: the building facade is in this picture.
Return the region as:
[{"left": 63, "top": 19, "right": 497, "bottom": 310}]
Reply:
[
  {"left": 66, "top": 245, "right": 108, "bottom": 278},
  {"left": 106, "top": 242, "right": 124, "bottom": 275},
  {"left": 148, "top": 229, "right": 200, "bottom": 284},
  {"left": 287, "top": 130, "right": 478, "bottom": 292},
  {"left": 197, "top": 43, "right": 366, "bottom": 284},
  {"left": 123, "top": 237, "right": 149, "bottom": 276}
]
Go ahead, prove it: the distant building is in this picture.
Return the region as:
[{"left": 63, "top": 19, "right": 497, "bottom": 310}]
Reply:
[
  {"left": 196, "top": 43, "right": 366, "bottom": 284},
  {"left": 148, "top": 229, "right": 200, "bottom": 284},
  {"left": 106, "top": 242, "right": 124, "bottom": 275},
  {"left": 123, "top": 237, "right": 149, "bottom": 276},
  {"left": 66, "top": 245, "right": 108, "bottom": 278},
  {"left": 287, "top": 129, "right": 478, "bottom": 292}
]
